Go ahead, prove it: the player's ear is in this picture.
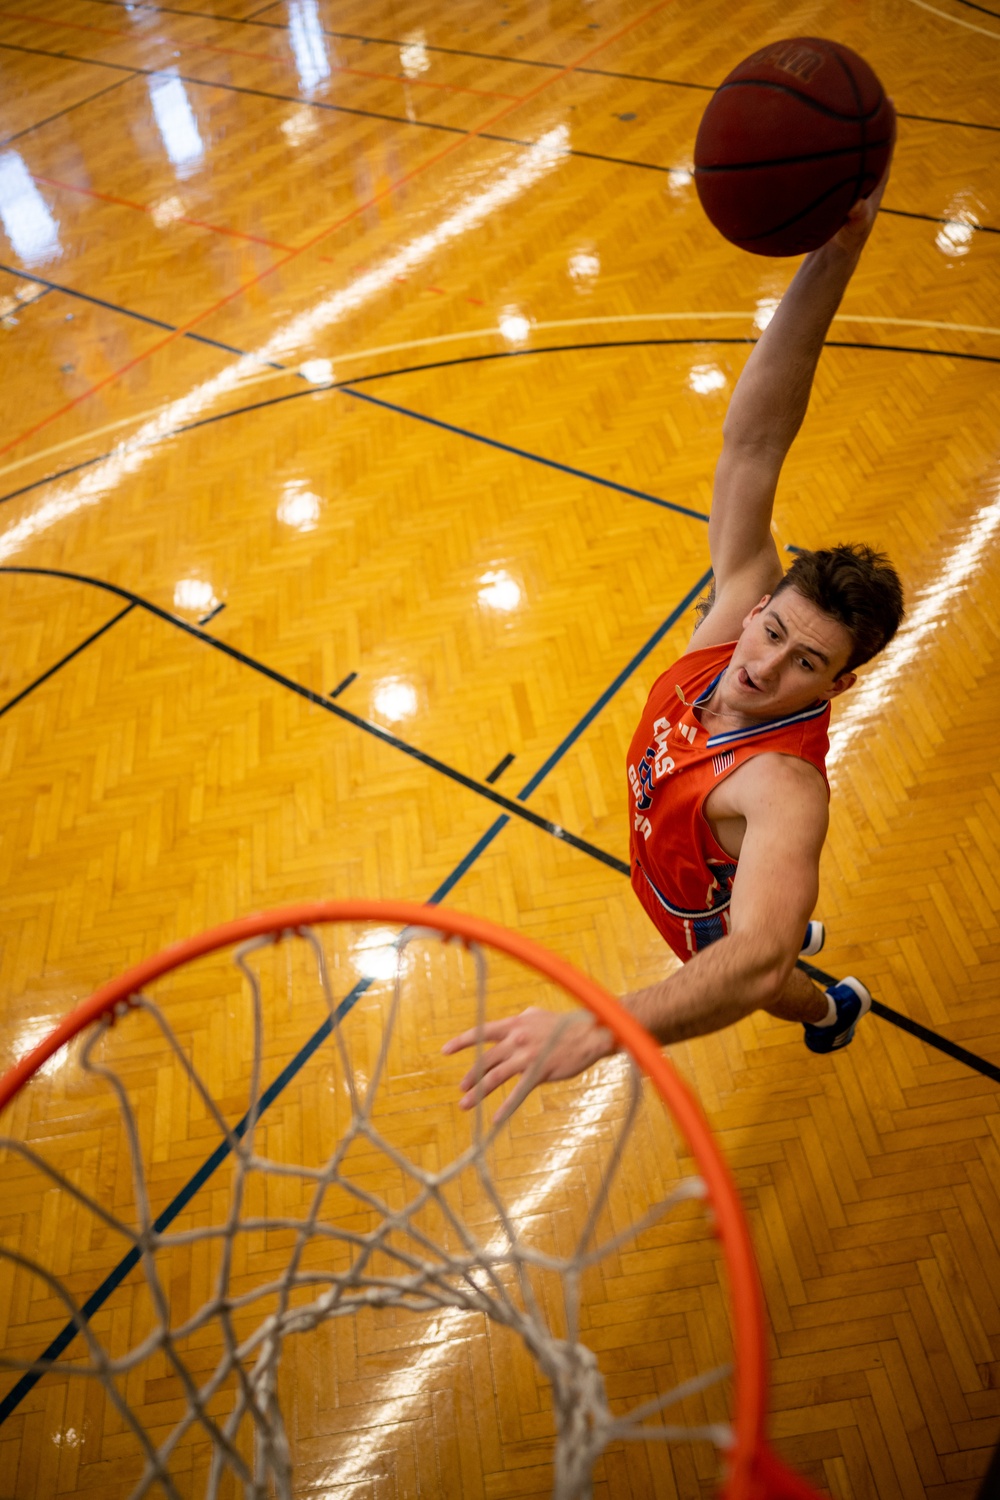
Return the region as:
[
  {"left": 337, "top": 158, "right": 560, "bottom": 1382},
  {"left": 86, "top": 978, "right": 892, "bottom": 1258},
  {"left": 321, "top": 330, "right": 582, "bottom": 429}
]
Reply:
[
  {"left": 820, "top": 670, "right": 856, "bottom": 700},
  {"left": 741, "top": 595, "right": 772, "bottom": 630}
]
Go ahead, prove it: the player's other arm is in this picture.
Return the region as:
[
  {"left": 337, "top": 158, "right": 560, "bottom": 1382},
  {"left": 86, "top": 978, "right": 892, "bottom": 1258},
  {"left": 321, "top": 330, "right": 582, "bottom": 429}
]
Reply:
[
  {"left": 692, "top": 180, "right": 889, "bottom": 651},
  {"left": 443, "top": 756, "right": 828, "bottom": 1114},
  {"left": 619, "top": 755, "right": 827, "bottom": 1040}
]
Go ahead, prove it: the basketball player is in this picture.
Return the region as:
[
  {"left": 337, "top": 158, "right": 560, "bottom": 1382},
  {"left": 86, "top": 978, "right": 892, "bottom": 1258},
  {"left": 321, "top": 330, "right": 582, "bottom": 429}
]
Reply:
[{"left": 444, "top": 169, "right": 903, "bottom": 1112}]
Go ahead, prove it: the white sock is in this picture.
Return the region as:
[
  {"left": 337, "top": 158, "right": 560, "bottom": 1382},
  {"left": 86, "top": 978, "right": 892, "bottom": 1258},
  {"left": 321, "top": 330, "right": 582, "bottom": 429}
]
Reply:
[{"left": 812, "top": 993, "right": 838, "bottom": 1028}]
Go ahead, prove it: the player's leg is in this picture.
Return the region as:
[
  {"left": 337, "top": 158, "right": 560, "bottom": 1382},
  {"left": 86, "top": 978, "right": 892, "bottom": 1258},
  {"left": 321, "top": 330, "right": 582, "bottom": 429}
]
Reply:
[
  {"left": 763, "top": 966, "right": 828, "bottom": 1023},
  {"left": 764, "top": 964, "right": 871, "bottom": 1051}
]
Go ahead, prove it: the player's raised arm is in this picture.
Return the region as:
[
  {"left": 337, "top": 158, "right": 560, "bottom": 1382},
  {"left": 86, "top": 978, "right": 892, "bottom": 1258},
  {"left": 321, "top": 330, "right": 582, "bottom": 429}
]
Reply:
[{"left": 691, "top": 172, "right": 890, "bottom": 652}]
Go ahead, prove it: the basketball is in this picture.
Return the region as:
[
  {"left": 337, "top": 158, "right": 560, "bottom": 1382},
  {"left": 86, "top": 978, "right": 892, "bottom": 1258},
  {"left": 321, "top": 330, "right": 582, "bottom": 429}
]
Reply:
[{"left": 693, "top": 37, "right": 896, "bottom": 256}]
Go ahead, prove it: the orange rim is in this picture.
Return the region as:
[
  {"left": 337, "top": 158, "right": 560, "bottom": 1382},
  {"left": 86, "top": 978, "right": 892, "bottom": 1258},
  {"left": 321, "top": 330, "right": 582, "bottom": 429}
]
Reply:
[{"left": 0, "top": 899, "right": 772, "bottom": 1498}]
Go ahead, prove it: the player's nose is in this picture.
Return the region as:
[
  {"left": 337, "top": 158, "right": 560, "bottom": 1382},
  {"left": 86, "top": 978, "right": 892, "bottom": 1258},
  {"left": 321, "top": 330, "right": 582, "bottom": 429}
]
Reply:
[{"left": 754, "top": 644, "right": 787, "bottom": 684}]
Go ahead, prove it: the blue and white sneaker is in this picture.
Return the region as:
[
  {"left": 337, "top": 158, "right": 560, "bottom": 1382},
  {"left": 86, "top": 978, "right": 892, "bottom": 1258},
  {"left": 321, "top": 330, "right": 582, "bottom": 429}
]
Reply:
[
  {"left": 804, "top": 977, "right": 871, "bottom": 1054},
  {"left": 800, "top": 920, "right": 825, "bottom": 958}
]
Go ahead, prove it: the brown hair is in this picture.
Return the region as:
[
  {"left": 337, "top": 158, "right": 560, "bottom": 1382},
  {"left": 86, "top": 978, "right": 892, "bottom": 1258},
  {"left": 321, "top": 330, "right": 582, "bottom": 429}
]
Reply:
[{"left": 773, "top": 543, "right": 904, "bottom": 672}]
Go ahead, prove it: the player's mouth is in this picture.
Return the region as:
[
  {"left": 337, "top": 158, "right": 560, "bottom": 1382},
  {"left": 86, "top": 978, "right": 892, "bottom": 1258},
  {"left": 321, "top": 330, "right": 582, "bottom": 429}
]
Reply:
[{"left": 738, "top": 667, "right": 762, "bottom": 692}]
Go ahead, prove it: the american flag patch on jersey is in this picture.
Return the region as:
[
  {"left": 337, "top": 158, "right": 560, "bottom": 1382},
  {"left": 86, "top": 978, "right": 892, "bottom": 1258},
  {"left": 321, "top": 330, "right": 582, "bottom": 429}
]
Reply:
[{"left": 712, "top": 750, "right": 735, "bottom": 777}]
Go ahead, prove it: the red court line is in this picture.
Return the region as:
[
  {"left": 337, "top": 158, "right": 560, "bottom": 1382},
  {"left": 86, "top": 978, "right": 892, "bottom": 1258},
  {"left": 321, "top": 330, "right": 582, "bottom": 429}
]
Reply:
[
  {"left": 0, "top": 6, "right": 520, "bottom": 98},
  {"left": 32, "top": 172, "right": 296, "bottom": 250},
  {"left": 0, "top": 0, "right": 675, "bottom": 462}
]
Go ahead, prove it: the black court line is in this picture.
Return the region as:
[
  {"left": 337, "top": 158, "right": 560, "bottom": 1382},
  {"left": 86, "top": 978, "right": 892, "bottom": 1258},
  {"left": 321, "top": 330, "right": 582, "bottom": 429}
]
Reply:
[
  {"left": 0, "top": 563, "right": 634, "bottom": 877},
  {"left": 4, "top": 563, "right": 999, "bottom": 1097},
  {"left": 4, "top": 39, "right": 1000, "bottom": 240},
  {"left": 68, "top": 0, "right": 1000, "bottom": 130},
  {"left": 0, "top": 565, "right": 668, "bottom": 1431},
  {"left": 0, "top": 339, "right": 752, "bottom": 513},
  {"left": 485, "top": 752, "right": 514, "bottom": 784},
  {"left": 577, "top": 66, "right": 713, "bottom": 92},
  {"left": 329, "top": 671, "right": 356, "bottom": 698},
  {"left": 0, "top": 277, "right": 52, "bottom": 315},
  {"left": 33, "top": 2, "right": 1000, "bottom": 131},
  {"left": 5, "top": 335, "right": 1000, "bottom": 517},
  {"left": 0, "top": 40, "right": 474, "bottom": 141},
  {"left": 825, "top": 338, "right": 1000, "bottom": 366},
  {"left": 898, "top": 109, "right": 1000, "bottom": 135},
  {"left": 886, "top": 206, "right": 1000, "bottom": 237},
  {"left": 0, "top": 38, "right": 133, "bottom": 70},
  {"left": 954, "top": 0, "right": 1000, "bottom": 18},
  {"left": 0, "top": 263, "right": 257, "bottom": 360},
  {"left": 799, "top": 961, "right": 1000, "bottom": 1085},
  {"left": 341, "top": 386, "right": 710, "bottom": 522},
  {"left": 3, "top": 607, "right": 1000, "bottom": 1431},
  {"left": 0, "top": 602, "right": 135, "bottom": 719},
  {"left": 0, "top": 552, "right": 707, "bottom": 1428},
  {"left": 0, "top": 72, "right": 136, "bottom": 147}
]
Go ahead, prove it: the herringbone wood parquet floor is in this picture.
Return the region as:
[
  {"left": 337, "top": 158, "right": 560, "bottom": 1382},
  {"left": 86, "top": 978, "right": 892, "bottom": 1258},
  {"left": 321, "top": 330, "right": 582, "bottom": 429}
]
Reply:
[{"left": 2, "top": 0, "right": 1000, "bottom": 1493}]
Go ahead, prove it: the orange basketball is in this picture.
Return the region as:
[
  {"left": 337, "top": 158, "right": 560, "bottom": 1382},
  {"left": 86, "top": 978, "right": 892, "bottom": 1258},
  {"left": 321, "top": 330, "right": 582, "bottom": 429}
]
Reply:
[{"left": 694, "top": 37, "right": 895, "bottom": 256}]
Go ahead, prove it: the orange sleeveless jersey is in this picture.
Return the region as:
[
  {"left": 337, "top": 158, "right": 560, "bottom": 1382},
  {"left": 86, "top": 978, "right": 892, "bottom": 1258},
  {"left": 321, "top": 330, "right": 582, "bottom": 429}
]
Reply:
[{"left": 627, "top": 641, "right": 831, "bottom": 961}]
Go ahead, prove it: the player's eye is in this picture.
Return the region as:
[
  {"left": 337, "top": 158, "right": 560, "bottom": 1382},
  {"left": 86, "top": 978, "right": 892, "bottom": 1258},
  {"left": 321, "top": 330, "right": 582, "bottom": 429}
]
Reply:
[{"left": 798, "top": 658, "right": 814, "bottom": 671}]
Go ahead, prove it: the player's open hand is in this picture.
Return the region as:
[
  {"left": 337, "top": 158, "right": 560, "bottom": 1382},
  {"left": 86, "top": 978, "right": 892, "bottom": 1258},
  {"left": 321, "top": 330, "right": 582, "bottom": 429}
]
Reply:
[
  {"left": 442, "top": 1006, "right": 615, "bottom": 1122},
  {"left": 829, "top": 111, "right": 895, "bottom": 255}
]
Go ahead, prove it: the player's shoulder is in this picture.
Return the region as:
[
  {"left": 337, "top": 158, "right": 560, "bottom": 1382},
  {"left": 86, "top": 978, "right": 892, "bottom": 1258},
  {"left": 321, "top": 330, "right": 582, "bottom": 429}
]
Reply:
[{"left": 726, "top": 750, "right": 829, "bottom": 818}]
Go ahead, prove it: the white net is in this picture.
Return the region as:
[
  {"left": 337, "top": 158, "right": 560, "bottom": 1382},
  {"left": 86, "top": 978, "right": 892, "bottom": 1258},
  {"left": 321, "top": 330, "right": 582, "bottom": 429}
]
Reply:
[{"left": 0, "top": 921, "right": 737, "bottom": 1499}]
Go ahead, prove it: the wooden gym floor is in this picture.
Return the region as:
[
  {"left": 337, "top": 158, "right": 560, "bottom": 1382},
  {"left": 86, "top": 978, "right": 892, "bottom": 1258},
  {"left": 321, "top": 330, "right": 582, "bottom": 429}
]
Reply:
[{"left": 1, "top": 0, "right": 1000, "bottom": 1494}]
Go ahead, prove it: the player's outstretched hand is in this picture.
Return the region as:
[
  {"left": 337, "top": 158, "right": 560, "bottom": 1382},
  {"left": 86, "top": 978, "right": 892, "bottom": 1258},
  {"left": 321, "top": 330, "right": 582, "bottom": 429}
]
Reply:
[
  {"left": 829, "top": 114, "right": 894, "bottom": 256},
  {"left": 442, "top": 1007, "right": 614, "bottom": 1122}
]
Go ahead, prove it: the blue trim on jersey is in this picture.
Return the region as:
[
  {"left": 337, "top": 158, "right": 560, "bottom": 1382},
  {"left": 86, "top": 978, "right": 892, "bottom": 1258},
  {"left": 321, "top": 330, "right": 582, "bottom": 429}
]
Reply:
[
  {"left": 693, "top": 668, "right": 828, "bottom": 746},
  {"left": 695, "top": 670, "right": 724, "bottom": 707},
  {"left": 691, "top": 911, "right": 728, "bottom": 950},
  {"left": 634, "top": 858, "right": 732, "bottom": 921},
  {"left": 705, "top": 697, "right": 828, "bottom": 747}
]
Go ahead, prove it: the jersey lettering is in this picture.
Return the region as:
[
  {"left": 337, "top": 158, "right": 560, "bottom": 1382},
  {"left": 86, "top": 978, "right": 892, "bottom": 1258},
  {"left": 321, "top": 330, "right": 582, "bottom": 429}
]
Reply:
[
  {"left": 628, "top": 761, "right": 652, "bottom": 812},
  {"left": 650, "top": 716, "right": 676, "bottom": 780}
]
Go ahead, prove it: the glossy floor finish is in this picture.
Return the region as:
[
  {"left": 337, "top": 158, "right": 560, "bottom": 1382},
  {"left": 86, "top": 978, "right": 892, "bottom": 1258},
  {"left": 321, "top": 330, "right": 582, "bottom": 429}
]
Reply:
[{"left": 1, "top": 0, "right": 999, "bottom": 1494}]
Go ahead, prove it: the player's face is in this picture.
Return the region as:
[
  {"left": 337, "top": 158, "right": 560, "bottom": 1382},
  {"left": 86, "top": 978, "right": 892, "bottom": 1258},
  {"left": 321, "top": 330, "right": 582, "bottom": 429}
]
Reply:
[{"left": 720, "top": 590, "right": 857, "bottom": 721}]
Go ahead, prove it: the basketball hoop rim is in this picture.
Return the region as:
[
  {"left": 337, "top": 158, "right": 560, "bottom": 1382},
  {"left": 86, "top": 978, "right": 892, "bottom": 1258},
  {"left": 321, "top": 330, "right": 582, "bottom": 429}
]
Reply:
[{"left": 0, "top": 898, "right": 776, "bottom": 1498}]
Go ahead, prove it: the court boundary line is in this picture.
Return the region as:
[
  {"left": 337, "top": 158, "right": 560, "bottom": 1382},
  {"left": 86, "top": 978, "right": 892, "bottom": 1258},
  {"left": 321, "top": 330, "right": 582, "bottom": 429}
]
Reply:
[
  {"left": 904, "top": 0, "right": 1000, "bottom": 38},
  {"left": 0, "top": 600, "right": 135, "bottom": 718},
  {"left": 2, "top": 563, "right": 998, "bottom": 1094},
  {"left": 0, "top": 556, "right": 714, "bottom": 1426},
  {"left": 3, "top": 41, "right": 999, "bottom": 251},
  {"left": 0, "top": 561, "right": 691, "bottom": 874},
  {"left": 43, "top": 0, "right": 1000, "bottom": 129},
  {"left": 0, "top": 337, "right": 744, "bottom": 513},
  {"left": 0, "top": 3, "right": 523, "bottom": 105},
  {"left": 341, "top": 386, "right": 710, "bottom": 520},
  {"left": 0, "top": 71, "right": 137, "bottom": 147},
  {"left": 800, "top": 961, "right": 1000, "bottom": 1085},
  {"left": 0, "top": 0, "right": 679, "bottom": 462},
  {"left": 0, "top": 260, "right": 255, "bottom": 359},
  {"left": 4, "top": 334, "right": 1000, "bottom": 512},
  {"left": 4, "top": 614, "right": 1000, "bottom": 1433},
  {"left": 3, "top": 28, "right": 1000, "bottom": 148}
]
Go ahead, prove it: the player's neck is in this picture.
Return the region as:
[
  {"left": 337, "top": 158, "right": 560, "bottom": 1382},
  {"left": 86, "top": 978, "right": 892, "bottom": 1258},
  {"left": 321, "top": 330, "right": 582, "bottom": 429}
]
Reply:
[{"left": 694, "top": 667, "right": 822, "bottom": 731}]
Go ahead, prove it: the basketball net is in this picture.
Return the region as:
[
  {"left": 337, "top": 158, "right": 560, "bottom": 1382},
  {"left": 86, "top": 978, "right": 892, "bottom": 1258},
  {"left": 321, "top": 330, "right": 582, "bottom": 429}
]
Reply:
[{"left": 0, "top": 902, "right": 821, "bottom": 1498}]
